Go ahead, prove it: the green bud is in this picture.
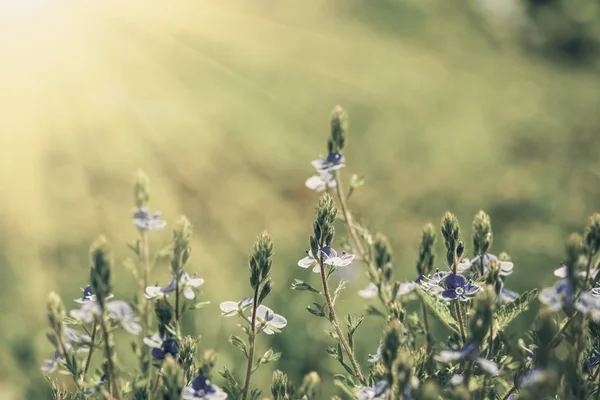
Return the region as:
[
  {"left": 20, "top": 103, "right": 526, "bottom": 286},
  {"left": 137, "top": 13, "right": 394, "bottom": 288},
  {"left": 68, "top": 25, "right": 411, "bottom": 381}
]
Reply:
[
  {"left": 155, "top": 298, "right": 173, "bottom": 337},
  {"left": 382, "top": 320, "right": 403, "bottom": 377},
  {"left": 249, "top": 231, "right": 274, "bottom": 288},
  {"left": 161, "top": 355, "right": 183, "bottom": 400},
  {"left": 456, "top": 241, "right": 465, "bottom": 260},
  {"left": 565, "top": 233, "right": 584, "bottom": 285},
  {"left": 441, "top": 212, "right": 461, "bottom": 267},
  {"left": 416, "top": 223, "right": 437, "bottom": 276},
  {"left": 534, "top": 312, "right": 558, "bottom": 367},
  {"left": 584, "top": 213, "right": 600, "bottom": 256},
  {"left": 298, "top": 371, "right": 320, "bottom": 399},
  {"left": 395, "top": 349, "right": 414, "bottom": 390},
  {"left": 89, "top": 235, "right": 112, "bottom": 307},
  {"left": 419, "top": 381, "right": 441, "bottom": 400},
  {"left": 198, "top": 348, "right": 217, "bottom": 380},
  {"left": 330, "top": 105, "right": 348, "bottom": 152},
  {"left": 179, "top": 336, "right": 198, "bottom": 382},
  {"left": 270, "top": 370, "right": 289, "bottom": 400},
  {"left": 132, "top": 385, "right": 150, "bottom": 400},
  {"left": 47, "top": 292, "right": 65, "bottom": 335},
  {"left": 258, "top": 278, "right": 273, "bottom": 304},
  {"left": 472, "top": 210, "right": 493, "bottom": 256},
  {"left": 469, "top": 287, "right": 494, "bottom": 346},
  {"left": 371, "top": 363, "right": 387, "bottom": 383},
  {"left": 172, "top": 216, "right": 193, "bottom": 275},
  {"left": 373, "top": 233, "right": 393, "bottom": 272},
  {"left": 485, "top": 260, "right": 500, "bottom": 286},
  {"left": 134, "top": 169, "right": 150, "bottom": 209},
  {"left": 389, "top": 302, "right": 405, "bottom": 322}
]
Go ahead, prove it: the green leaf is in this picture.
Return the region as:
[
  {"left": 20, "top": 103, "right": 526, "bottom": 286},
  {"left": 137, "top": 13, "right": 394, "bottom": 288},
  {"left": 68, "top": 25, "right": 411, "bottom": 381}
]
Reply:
[
  {"left": 333, "top": 375, "right": 358, "bottom": 399},
  {"left": 189, "top": 301, "right": 211, "bottom": 310},
  {"left": 291, "top": 279, "right": 321, "bottom": 294},
  {"left": 416, "top": 286, "right": 460, "bottom": 334},
  {"left": 494, "top": 289, "right": 538, "bottom": 331},
  {"left": 228, "top": 335, "right": 248, "bottom": 358},
  {"left": 307, "top": 303, "right": 326, "bottom": 318}
]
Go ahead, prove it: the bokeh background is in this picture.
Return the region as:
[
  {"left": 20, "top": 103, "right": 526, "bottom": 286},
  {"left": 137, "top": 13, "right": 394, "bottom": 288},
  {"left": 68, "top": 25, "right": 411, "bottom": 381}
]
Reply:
[{"left": 1, "top": 0, "right": 600, "bottom": 398}]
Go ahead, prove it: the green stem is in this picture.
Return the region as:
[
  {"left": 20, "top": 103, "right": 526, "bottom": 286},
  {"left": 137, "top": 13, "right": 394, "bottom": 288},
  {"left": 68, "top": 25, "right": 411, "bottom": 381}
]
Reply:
[
  {"left": 549, "top": 314, "right": 577, "bottom": 348},
  {"left": 151, "top": 370, "right": 162, "bottom": 400},
  {"left": 585, "top": 249, "right": 595, "bottom": 286},
  {"left": 463, "top": 359, "right": 474, "bottom": 388},
  {"left": 455, "top": 301, "right": 466, "bottom": 345},
  {"left": 81, "top": 321, "right": 98, "bottom": 383},
  {"left": 56, "top": 331, "right": 81, "bottom": 390},
  {"left": 241, "top": 284, "right": 260, "bottom": 400},
  {"left": 99, "top": 314, "right": 121, "bottom": 399},
  {"left": 422, "top": 302, "right": 432, "bottom": 351},
  {"left": 318, "top": 252, "right": 365, "bottom": 384},
  {"left": 501, "top": 385, "right": 516, "bottom": 400}
]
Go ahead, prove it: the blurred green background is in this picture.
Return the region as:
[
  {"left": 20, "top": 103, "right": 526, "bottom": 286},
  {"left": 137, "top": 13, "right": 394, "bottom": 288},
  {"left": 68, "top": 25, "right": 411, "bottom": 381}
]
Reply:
[{"left": 1, "top": 0, "right": 600, "bottom": 398}]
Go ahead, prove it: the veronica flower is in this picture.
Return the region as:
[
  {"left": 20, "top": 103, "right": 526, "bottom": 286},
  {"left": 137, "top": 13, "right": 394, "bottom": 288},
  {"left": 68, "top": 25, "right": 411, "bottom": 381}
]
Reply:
[
  {"left": 219, "top": 297, "right": 254, "bottom": 317},
  {"left": 311, "top": 152, "right": 345, "bottom": 173},
  {"left": 358, "top": 283, "right": 379, "bottom": 299},
  {"left": 576, "top": 291, "right": 600, "bottom": 322},
  {"left": 440, "top": 274, "right": 480, "bottom": 301},
  {"left": 457, "top": 254, "right": 514, "bottom": 276},
  {"left": 63, "top": 327, "right": 91, "bottom": 353},
  {"left": 252, "top": 305, "right": 287, "bottom": 334},
  {"left": 499, "top": 287, "right": 519, "bottom": 304},
  {"left": 554, "top": 261, "right": 599, "bottom": 279},
  {"left": 592, "top": 287, "right": 600, "bottom": 297},
  {"left": 298, "top": 246, "right": 355, "bottom": 273},
  {"left": 182, "top": 376, "right": 228, "bottom": 400},
  {"left": 144, "top": 333, "right": 179, "bottom": 361},
  {"left": 70, "top": 300, "right": 141, "bottom": 335},
  {"left": 367, "top": 344, "right": 383, "bottom": 363},
  {"left": 305, "top": 171, "right": 337, "bottom": 192},
  {"left": 74, "top": 285, "right": 114, "bottom": 304},
  {"left": 145, "top": 272, "right": 204, "bottom": 300},
  {"left": 398, "top": 281, "right": 417, "bottom": 295},
  {"left": 133, "top": 206, "right": 166, "bottom": 231},
  {"left": 356, "top": 380, "right": 389, "bottom": 400},
  {"left": 41, "top": 349, "right": 65, "bottom": 373},
  {"left": 434, "top": 342, "right": 499, "bottom": 375},
  {"left": 539, "top": 279, "right": 573, "bottom": 312},
  {"left": 419, "top": 270, "right": 449, "bottom": 293},
  {"left": 518, "top": 367, "right": 549, "bottom": 388}
]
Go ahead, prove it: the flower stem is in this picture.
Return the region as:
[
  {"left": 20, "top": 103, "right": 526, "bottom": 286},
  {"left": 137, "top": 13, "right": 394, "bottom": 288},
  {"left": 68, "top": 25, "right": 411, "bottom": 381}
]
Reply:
[
  {"left": 585, "top": 249, "right": 595, "bottom": 286},
  {"left": 99, "top": 314, "right": 121, "bottom": 399},
  {"left": 151, "top": 370, "right": 162, "bottom": 400},
  {"left": 140, "top": 230, "right": 151, "bottom": 332},
  {"left": 241, "top": 284, "right": 260, "bottom": 400},
  {"left": 56, "top": 331, "right": 81, "bottom": 389},
  {"left": 81, "top": 321, "right": 98, "bottom": 383},
  {"left": 549, "top": 314, "right": 577, "bottom": 348},
  {"left": 455, "top": 301, "right": 466, "bottom": 345},
  {"left": 421, "top": 302, "right": 432, "bottom": 351},
  {"left": 318, "top": 253, "right": 366, "bottom": 384}
]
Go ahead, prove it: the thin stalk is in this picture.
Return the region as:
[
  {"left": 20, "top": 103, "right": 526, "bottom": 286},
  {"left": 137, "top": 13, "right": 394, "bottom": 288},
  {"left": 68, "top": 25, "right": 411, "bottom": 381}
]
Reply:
[
  {"left": 318, "top": 253, "right": 365, "bottom": 384},
  {"left": 421, "top": 302, "right": 432, "bottom": 352},
  {"left": 241, "top": 284, "right": 260, "bottom": 400},
  {"left": 151, "top": 371, "right": 162, "bottom": 400},
  {"left": 140, "top": 230, "right": 151, "bottom": 334},
  {"left": 585, "top": 249, "right": 595, "bottom": 286},
  {"left": 56, "top": 332, "right": 81, "bottom": 390},
  {"left": 487, "top": 323, "right": 494, "bottom": 359},
  {"left": 501, "top": 385, "right": 516, "bottom": 400},
  {"left": 99, "top": 314, "right": 121, "bottom": 399},
  {"left": 549, "top": 314, "right": 577, "bottom": 348},
  {"left": 81, "top": 321, "right": 98, "bottom": 383},
  {"left": 455, "top": 301, "right": 466, "bottom": 345},
  {"left": 175, "top": 274, "right": 181, "bottom": 323},
  {"left": 463, "top": 359, "right": 474, "bottom": 388}
]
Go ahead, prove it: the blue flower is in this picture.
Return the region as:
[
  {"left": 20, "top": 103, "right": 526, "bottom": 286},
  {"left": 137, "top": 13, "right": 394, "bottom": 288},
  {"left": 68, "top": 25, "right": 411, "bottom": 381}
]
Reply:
[
  {"left": 145, "top": 271, "right": 205, "bottom": 300},
  {"left": 41, "top": 349, "right": 65, "bottom": 373},
  {"left": 133, "top": 207, "right": 166, "bottom": 231},
  {"left": 419, "top": 270, "right": 449, "bottom": 293},
  {"left": 311, "top": 152, "right": 345, "bottom": 173},
  {"left": 440, "top": 274, "right": 480, "bottom": 301},
  {"left": 298, "top": 246, "right": 355, "bottom": 273},
  {"left": 251, "top": 305, "right": 288, "bottom": 335},
  {"left": 356, "top": 380, "right": 389, "bottom": 400},
  {"left": 554, "top": 263, "right": 599, "bottom": 280},
  {"left": 434, "top": 342, "right": 499, "bottom": 375},
  {"left": 576, "top": 291, "right": 600, "bottom": 322},
  {"left": 74, "top": 285, "right": 114, "bottom": 304},
  {"left": 144, "top": 333, "right": 179, "bottom": 361},
  {"left": 70, "top": 300, "right": 141, "bottom": 335},
  {"left": 305, "top": 171, "right": 337, "bottom": 192},
  {"left": 367, "top": 344, "right": 383, "bottom": 363},
  {"left": 539, "top": 279, "right": 573, "bottom": 312},
  {"left": 63, "top": 327, "right": 91, "bottom": 352},
  {"left": 499, "top": 287, "right": 519, "bottom": 304},
  {"left": 182, "top": 375, "right": 228, "bottom": 399},
  {"left": 220, "top": 297, "right": 254, "bottom": 317},
  {"left": 457, "top": 253, "right": 514, "bottom": 277}
]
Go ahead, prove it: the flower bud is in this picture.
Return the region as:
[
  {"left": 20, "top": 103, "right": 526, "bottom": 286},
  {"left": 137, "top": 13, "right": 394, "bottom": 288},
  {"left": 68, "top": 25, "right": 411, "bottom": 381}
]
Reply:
[
  {"left": 472, "top": 210, "right": 493, "bottom": 256},
  {"left": 134, "top": 169, "right": 150, "bottom": 209},
  {"left": 382, "top": 320, "right": 403, "bottom": 377},
  {"left": 565, "top": 233, "right": 584, "bottom": 284},
  {"left": 470, "top": 287, "right": 494, "bottom": 346},
  {"left": 89, "top": 235, "right": 112, "bottom": 307},
  {"left": 47, "top": 292, "right": 65, "bottom": 335},
  {"left": 271, "top": 370, "right": 289, "bottom": 400},
  {"left": 330, "top": 105, "right": 348, "bottom": 152},
  {"left": 416, "top": 223, "right": 437, "bottom": 276},
  {"left": 395, "top": 349, "right": 414, "bottom": 389},
  {"left": 198, "top": 348, "right": 217, "bottom": 379},
  {"left": 172, "top": 216, "right": 193, "bottom": 275},
  {"left": 373, "top": 233, "right": 393, "bottom": 272},
  {"left": 249, "top": 231, "right": 274, "bottom": 288},
  {"left": 155, "top": 298, "right": 173, "bottom": 337},
  {"left": 179, "top": 336, "right": 198, "bottom": 382},
  {"left": 161, "top": 355, "right": 183, "bottom": 400},
  {"left": 298, "top": 371, "right": 320, "bottom": 399},
  {"left": 584, "top": 213, "right": 600, "bottom": 256}
]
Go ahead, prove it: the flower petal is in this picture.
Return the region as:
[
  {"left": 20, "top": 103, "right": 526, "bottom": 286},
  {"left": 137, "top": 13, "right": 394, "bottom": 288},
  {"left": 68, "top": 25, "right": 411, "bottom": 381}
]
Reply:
[
  {"left": 187, "top": 278, "right": 204, "bottom": 288},
  {"left": 434, "top": 350, "right": 463, "bottom": 362},
  {"left": 145, "top": 286, "right": 163, "bottom": 299},
  {"left": 398, "top": 281, "right": 416, "bottom": 296},
  {"left": 305, "top": 175, "right": 325, "bottom": 191},
  {"left": 268, "top": 314, "right": 287, "bottom": 329},
  {"left": 183, "top": 286, "right": 195, "bottom": 300},
  {"left": 553, "top": 265, "right": 568, "bottom": 278},
  {"left": 444, "top": 274, "right": 467, "bottom": 290},
  {"left": 219, "top": 301, "right": 239, "bottom": 316},
  {"left": 441, "top": 290, "right": 458, "bottom": 300},
  {"left": 464, "top": 283, "right": 481, "bottom": 296},
  {"left": 358, "top": 283, "right": 378, "bottom": 299},
  {"left": 476, "top": 358, "right": 499, "bottom": 375},
  {"left": 298, "top": 255, "right": 316, "bottom": 269},
  {"left": 255, "top": 305, "right": 273, "bottom": 320}
]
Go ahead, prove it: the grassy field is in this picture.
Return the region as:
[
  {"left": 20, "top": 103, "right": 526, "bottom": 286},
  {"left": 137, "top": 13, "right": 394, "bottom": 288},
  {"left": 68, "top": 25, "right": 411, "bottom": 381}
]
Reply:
[{"left": 1, "top": 1, "right": 599, "bottom": 398}]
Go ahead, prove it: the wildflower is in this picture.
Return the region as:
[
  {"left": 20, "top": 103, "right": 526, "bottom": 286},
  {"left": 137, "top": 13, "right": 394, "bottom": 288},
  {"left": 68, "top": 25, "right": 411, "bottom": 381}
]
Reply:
[
  {"left": 105, "top": 300, "right": 142, "bottom": 335},
  {"left": 593, "top": 287, "right": 600, "bottom": 297},
  {"left": 219, "top": 297, "right": 253, "bottom": 317},
  {"left": 554, "top": 263, "right": 599, "bottom": 279},
  {"left": 144, "top": 333, "right": 179, "bottom": 361},
  {"left": 440, "top": 274, "right": 481, "bottom": 301},
  {"left": 419, "top": 270, "right": 449, "bottom": 293},
  {"left": 41, "top": 349, "right": 65, "bottom": 373},
  {"left": 145, "top": 272, "right": 205, "bottom": 300},
  {"left": 182, "top": 375, "right": 228, "bottom": 400},
  {"left": 398, "top": 281, "right": 417, "bottom": 295},
  {"left": 74, "top": 285, "right": 114, "bottom": 304},
  {"left": 434, "top": 342, "right": 499, "bottom": 375},
  {"left": 358, "top": 283, "right": 378, "bottom": 299},
  {"left": 253, "top": 305, "right": 287, "bottom": 335},
  {"left": 305, "top": 171, "right": 337, "bottom": 192},
  {"left": 298, "top": 246, "right": 355, "bottom": 273},
  {"left": 311, "top": 152, "right": 345, "bottom": 173},
  {"left": 518, "top": 367, "right": 549, "bottom": 388},
  {"left": 458, "top": 254, "right": 514, "bottom": 276},
  {"left": 539, "top": 279, "right": 573, "bottom": 312},
  {"left": 576, "top": 291, "right": 600, "bottom": 321},
  {"left": 367, "top": 344, "right": 383, "bottom": 363},
  {"left": 499, "top": 288, "right": 519, "bottom": 304},
  {"left": 133, "top": 207, "right": 166, "bottom": 231},
  {"left": 63, "top": 327, "right": 91, "bottom": 352},
  {"left": 70, "top": 301, "right": 101, "bottom": 324},
  {"left": 450, "top": 374, "right": 463, "bottom": 386},
  {"left": 355, "top": 380, "right": 389, "bottom": 400}
]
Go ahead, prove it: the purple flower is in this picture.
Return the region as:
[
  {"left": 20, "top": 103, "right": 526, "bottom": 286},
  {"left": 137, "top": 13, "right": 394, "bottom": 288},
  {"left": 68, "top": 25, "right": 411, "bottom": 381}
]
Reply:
[
  {"left": 74, "top": 285, "right": 113, "bottom": 304},
  {"left": 311, "top": 152, "right": 345, "bottom": 173},
  {"left": 356, "top": 380, "right": 389, "bottom": 400},
  {"left": 182, "top": 376, "right": 227, "bottom": 399},
  {"left": 144, "top": 333, "right": 179, "bottom": 361},
  {"left": 440, "top": 274, "right": 480, "bottom": 301},
  {"left": 133, "top": 207, "right": 166, "bottom": 231}
]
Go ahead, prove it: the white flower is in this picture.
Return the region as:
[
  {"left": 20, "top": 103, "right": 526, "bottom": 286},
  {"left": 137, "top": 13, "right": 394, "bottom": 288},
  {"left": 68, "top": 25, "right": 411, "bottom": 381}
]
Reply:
[
  {"left": 106, "top": 300, "right": 142, "bottom": 335},
  {"left": 298, "top": 246, "right": 355, "bottom": 274},
  {"left": 554, "top": 263, "right": 599, "bottom": 279},
  {"left": 220, "top": 297, "right": 253, "bottom": 317},
  {"left": 305, "top": 172, "right": 337, "bottom": 192},
  {"left": 253, "top": 305, "right": 287, "bottom": 335},
  {"left": 358, "top": 283, "right": 378, "bottom": 299},
  {"left": 145, "top": 272, "right": 204, "bottom": 300},
  {"left": 460, "top": 254, "right": 514, "bottom": 276},
  {"left": 143, "top": 332, "right": 164, "bottom": 349}
]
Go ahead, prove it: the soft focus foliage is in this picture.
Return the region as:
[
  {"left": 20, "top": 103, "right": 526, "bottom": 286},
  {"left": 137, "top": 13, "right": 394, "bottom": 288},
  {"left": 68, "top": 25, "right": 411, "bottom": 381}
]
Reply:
[{"left": 1, "top": 1, "right": 600, "bottom": 399}]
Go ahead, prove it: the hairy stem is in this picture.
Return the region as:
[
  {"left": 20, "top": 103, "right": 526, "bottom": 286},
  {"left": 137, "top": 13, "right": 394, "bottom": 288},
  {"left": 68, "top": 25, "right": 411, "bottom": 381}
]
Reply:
[
  {"left": 99, "top": 314, "right": 121, "bottom": 399},
  {"left": 241, "top": 284, "right": 260, "bottom": 400},
  {"left": 318, "top": 253, "right": 365, "bottom": 384},
  {"left": 81, "top": 321, "right": 98, "bottom": 383},
  {"left": 455, "top": 301, "right": 466, "bottom": 345}
]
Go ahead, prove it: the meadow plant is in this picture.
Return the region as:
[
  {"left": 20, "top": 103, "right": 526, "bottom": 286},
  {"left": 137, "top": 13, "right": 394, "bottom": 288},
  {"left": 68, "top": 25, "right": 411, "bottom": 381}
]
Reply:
[{"left": 42, "top": 106, "right": 600, "bottom": 399}]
